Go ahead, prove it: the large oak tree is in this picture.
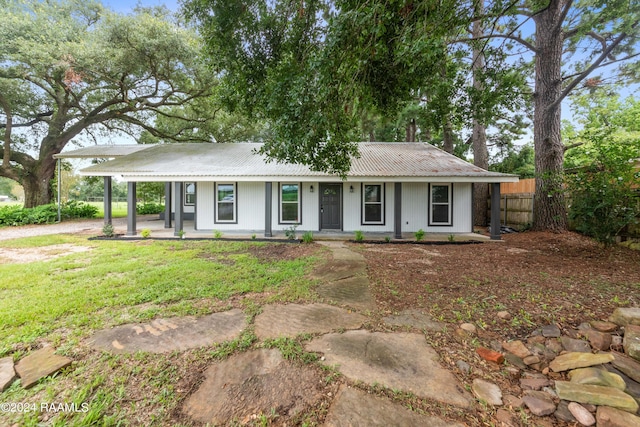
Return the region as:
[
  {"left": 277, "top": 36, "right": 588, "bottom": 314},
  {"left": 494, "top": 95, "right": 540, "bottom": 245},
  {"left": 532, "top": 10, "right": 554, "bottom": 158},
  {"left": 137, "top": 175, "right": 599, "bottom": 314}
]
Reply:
[{"left": 0, "top": 0, "right": 217, "bottom": 207}]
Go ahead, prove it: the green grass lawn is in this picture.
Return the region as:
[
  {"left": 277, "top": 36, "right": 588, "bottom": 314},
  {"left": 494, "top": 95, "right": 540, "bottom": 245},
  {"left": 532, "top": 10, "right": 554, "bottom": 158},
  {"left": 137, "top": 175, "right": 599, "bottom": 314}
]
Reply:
[
  {"left": 84, "top": 201, "right": 129, "bottom": 218},
  {"left": 0, "top": 236, "right": 320, "bottom": 357}
]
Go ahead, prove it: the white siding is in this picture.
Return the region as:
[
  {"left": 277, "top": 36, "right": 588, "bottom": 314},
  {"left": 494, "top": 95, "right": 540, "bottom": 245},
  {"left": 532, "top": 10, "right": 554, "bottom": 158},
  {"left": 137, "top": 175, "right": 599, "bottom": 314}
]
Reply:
[
  {"left": 343, "top": 183, "right": 394, "bottom": 232},
  {"left": 402, "top": 183, "right": 429, "bottom": 232},
  {"left": 196, "top": 182, "right": 264, "bottom": 231},
  {"left": 272, "top": 182, "right": 318, "bottom": 231},
  {"left": 195, "top": 182, "right": 215, "bottom": 230}
]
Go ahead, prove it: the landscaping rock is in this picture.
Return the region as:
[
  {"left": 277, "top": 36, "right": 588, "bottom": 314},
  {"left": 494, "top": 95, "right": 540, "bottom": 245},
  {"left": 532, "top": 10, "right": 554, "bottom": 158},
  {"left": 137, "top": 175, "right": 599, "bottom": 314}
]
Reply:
[
  {"left": 497, "top": 311, "right": 512, "bottom": 320},
  {"left": 495, "top": 408, "right": 518, "bottom": 427},
  {"left": 523, "top": 355, "right": 540, "bottom": 365},
  {"left": 623, "top": 324, "right": 640, "bottom": 361},
  {"left": 476, "top": 347, "right": 504, "bottom": 364},
  {"left": 560, "top": 336, "right": 592, "bottom": 353},
  {"left": 604, "top": 365, "right": 640, "bottom": 400},
  {"left": 548, "top": 352, "right": 614, "bottom": 372},
  {"left": 324, "top": 385, "right": 465, "bottom": 427},
  {"left": 460, "top": 323, "right": 477, "bottom": 334},
  {"left": 503, "top": 394, "right": 523, "bottom": 408},
  {"left": 554, "top": 401, "right": 576, "bottom": 423},
  {"left": 14, "top": 347, "right": 72, "bottom": 389},
  {"left": 546, "top": 339, "right": 563, "bottom": 354},
  {"left": 568, "top": 367, "right": 626, "bottom": 390},
  {"left": 610, "top": 351, "right": 640, "bottom": 383},
  {"left": 306, "top": 330, "right": 473, "bottom": 408},
  {"left": 472, "top": 378, "right": 503, "bottom": 405},
  {"left": 254, "top": 303, "right": 365, "bottom": 340},
  {"left": 382, "top": 309, "right": 446, "bottom": 332},
  {"left": 596, "top": 405, "right": 640, "bottom": 427},
  {"left": 590, "top": 320, "right": 619, "bottom": 333},
  {"left": 502, "top": 340, "right": 531, "bottom": 359},
  {"left": 520, "top": 378, "right": 550, "bottom": 391},
  {"left": 542, "top": 324, "right": 561, "bottom": 338},
  {"left": 505, "top": 353, "right": 527, "bottom": 369},
  {"left": 522, "top": 390, "right": 556, "bottom": 416},
  {"left": 610, "top": 307, "right": 640, "bottom": 327},
  {"left": 555, "top": 381, "right": 639, "bottom": 413},
  {"left": 0, "top": 357, "right": 16, "bottom": 392},
  {"left": 584, "top": 329, "right": 612, "bottom": 351},
  {"left": 568, "top": 402, "right": 596, "bottom": 426},
  {"left": 456, "top": 360, "right": 471, "bottom": 375}
]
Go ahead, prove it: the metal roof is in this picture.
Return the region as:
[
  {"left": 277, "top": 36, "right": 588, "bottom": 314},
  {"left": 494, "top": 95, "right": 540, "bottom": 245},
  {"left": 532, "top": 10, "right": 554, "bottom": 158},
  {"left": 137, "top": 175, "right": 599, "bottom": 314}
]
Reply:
[
  {"left": 54, "top": 145, "right": 153, "bottom": 159},
  {"left": 77, "top": 142, "right": 518, "bottom": 183}
]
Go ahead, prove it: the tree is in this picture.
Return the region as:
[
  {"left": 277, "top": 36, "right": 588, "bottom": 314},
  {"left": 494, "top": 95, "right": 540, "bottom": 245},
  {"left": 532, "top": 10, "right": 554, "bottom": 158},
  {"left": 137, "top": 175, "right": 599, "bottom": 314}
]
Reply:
[{"left": 0, "top": 0, "right": 217, "bottom": 207}]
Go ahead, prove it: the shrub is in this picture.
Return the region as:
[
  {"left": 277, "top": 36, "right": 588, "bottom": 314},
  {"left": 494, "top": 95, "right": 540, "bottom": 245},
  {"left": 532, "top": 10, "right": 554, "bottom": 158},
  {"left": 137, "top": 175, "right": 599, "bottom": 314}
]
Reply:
[
  {"left": 354, "top": 230, "right": 364, "bottom": 242},
  {"left": 141, "top": 228, "right": 151, "bottom": 238},
  {"left": 302, "top": 231, "right": 314, "bottom": 243},
  {"left": 0, "top": 201, "right": 97, "bottom": 226},
  {"left": 284, "top": 224, "right": 298, "bottom": 240},
  {"left": 102, "top": 223, "right": 115, "bottom": 237},
  {"left": 136, "top": 203, "right": 164, "bottom": 215},
  {"left": 415, "top": 229, "right": 425, "bottom": 241},
  {"left": 213, "top": 229, "right": 223, "bottom": 239}
]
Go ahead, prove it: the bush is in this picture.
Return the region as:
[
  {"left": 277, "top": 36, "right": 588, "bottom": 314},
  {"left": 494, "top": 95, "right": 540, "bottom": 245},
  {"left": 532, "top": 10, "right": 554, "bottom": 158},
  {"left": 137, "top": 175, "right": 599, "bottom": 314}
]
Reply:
[
  {"left": 302, "top": 231, "right": 314, "bottom": 243},
  {"left": 141, "top": 228, "right": 151, "bottom": 238},
  {"left": 136, "top": 203, "right": 164, "bottom": 215},
  {"left": 415, "top": 229, "right": 425, "bottom": 241},
  {"left": 566, "top": 129, "right": 640, "bottom": 246},
  {"left": 0, "top": 201, "right": 97, "bottom": 226},
  {"left": 354, "top": 230, "right": 364, "bottom": 242}
]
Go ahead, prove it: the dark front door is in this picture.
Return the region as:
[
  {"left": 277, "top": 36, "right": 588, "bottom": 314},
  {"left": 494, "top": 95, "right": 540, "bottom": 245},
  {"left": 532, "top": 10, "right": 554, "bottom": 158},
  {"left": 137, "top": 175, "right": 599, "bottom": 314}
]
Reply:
[{"left": 320, "top": 184, "right": 342, "bottom": 230}]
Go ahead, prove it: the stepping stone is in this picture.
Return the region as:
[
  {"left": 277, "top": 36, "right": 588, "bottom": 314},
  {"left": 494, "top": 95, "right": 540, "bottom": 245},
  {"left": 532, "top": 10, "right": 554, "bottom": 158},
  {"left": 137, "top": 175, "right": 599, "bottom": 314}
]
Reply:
[
  {"left": 549, "top": 352, "right": 614, "bottom": 372},
  {"left": 610, "top": 307, "right": 640, "bottom": 327},
  {"left": 555, "top": 381, "right": 639, "bottom": 413},
  {"left": 596, "top": 405, "right": 640, "bottom": 427},
  {"left": 472, "top": 378, "right": 503, "bottom": 405},
  {"left": 311, "top": 259, "right": 367, "bottom": 282},
  {"left": 88, "top": 309, "right": 246, "bottom": 353},
  {"left": 317, "top": 241, "right": 366, "bottom": 262},
  {"left": 254, "top": 303, "right": 365, "bottom": 340},
  {"left": 324, "top": 385, "right": 466, "bottom": 427},
  {"left": 0, "top": 356, "right": 16, "bottom": 391},
  {"left": 306, "top": 330, "right": 473, "bottom": 409},
  {"left": 183, "top": 349, "right": 324, "bottom": 425},
  {"left": 316, "top": 275, "right": 376, "bottom": 311},
  {"left": 382, "top": 309, "right": 446, "bottom": 332},
  {"left": 14, "top": 347, "right": 72, "bottom": 389}
]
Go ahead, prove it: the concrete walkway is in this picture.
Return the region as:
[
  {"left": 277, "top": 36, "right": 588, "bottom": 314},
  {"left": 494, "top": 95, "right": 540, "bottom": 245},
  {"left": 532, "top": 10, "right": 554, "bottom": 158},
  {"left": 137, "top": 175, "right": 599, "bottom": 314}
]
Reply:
[{"left": 82, "top": 232, "right": 472, "bottom": 425}]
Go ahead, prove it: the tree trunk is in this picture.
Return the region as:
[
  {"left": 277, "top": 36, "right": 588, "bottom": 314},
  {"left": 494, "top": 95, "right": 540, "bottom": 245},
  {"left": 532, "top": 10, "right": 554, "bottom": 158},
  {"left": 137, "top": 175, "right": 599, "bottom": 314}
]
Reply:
[
  {"left": 532, "top": 0, "right": 568, "bottom": 232},
  {"left": 22, "top": 159, "right": 56, "bottom": 208},
  {"left": 443, "top": 115, "right": 454, "bottom": 154},
  {"left": 405, "top": 118, "right": 416, "bottom": 142},
  {"left": 472, "top": 0, "right": 489, "bottom": 226}
]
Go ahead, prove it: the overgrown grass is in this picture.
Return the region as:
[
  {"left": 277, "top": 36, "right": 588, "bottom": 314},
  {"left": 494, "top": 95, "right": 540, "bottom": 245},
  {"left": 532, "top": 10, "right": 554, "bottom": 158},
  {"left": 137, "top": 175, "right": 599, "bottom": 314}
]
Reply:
[{"left": 0, "top": 236, "right": 320, "bottom": 357}]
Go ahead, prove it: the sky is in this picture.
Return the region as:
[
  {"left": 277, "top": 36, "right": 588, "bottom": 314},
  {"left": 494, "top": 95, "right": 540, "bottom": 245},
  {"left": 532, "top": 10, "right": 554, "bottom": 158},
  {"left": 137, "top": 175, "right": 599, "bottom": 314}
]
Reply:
[{"left": 102, "top": 0, "right": 180, "bottom": 14}]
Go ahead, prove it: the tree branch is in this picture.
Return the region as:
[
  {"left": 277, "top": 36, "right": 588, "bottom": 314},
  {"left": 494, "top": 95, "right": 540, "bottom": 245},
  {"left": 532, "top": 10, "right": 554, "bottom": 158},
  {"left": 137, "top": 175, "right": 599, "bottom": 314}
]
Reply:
[{"left": 0, "top": 111, "right": 54, "bottom": 129}]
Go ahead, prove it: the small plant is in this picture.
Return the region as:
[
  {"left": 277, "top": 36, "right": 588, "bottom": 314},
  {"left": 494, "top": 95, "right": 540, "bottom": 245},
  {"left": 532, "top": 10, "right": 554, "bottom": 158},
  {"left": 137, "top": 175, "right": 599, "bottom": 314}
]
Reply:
[
  {"left": 384, "top": 236, "right": 391, "bottom": 243},
  {"left": 178, "top": 229, "right": 186, "bottom": 239},
  {"left": 284, "top": 224, "right": 298, "bottom": 240},
  {"left": 213, "top": 229, "right": 223, "bottom": 239},
  {"left": 415, "top": 228, "right": 425, "bottom": 241},
  {"left": 102, "top": 223, "right": 115, "bottom": 238},
  {"left": 354, "top": 230, "right": 364, "bottom": 242},
  {"left": 448, "top": 234, "right": 455, "bottom": 242},
  {"left": 141, "top": 228, "right": 151, "bottom": 238},
  {"left": 302, "top": 231, "right": 314, "bottom": 243},
  {"left": 251, "top": 233, "right": 257, "bottom": 240}
]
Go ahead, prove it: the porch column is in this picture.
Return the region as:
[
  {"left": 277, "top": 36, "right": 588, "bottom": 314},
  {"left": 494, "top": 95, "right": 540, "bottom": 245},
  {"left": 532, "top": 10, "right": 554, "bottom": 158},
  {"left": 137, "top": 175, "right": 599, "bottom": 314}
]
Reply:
[
  {"left": 126, "top": 181, "right": 136, "bottom": 236},
  {"left": 490, "top": 182, "right": 501, "bottom": 241},
  {"left": 394, "top": 182, "right": 402, "bottom": 239},
  {"left": 174, "top": 181, "right": 184, "bottom": 236},
  {"left": 164, "top": 181, "right": 172, "bottom": 228},
  {"left": 264, "top": 182, "right": 272, "bottom": 237},
  {"left": 103, "top": 176, "right": 112, "bottom": 226}
]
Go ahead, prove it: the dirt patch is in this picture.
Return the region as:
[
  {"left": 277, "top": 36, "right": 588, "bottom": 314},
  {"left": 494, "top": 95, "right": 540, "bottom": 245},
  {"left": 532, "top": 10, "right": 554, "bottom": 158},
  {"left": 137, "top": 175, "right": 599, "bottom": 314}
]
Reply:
[
  {"left": 248, "top": 242, "right": 321, "bottom": 262},
  {"left": 0, "top": 244, "right": 92, "bottom": 264},
  {"left": 358, "top": 231, "right": 640, "bottom": 339}
]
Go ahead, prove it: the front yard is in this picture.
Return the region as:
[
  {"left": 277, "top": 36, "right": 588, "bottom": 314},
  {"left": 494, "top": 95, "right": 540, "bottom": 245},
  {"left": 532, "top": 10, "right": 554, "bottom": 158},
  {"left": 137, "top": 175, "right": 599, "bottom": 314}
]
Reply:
[{"left": 0, "top": 231, "right": 638, "bottom": 426}]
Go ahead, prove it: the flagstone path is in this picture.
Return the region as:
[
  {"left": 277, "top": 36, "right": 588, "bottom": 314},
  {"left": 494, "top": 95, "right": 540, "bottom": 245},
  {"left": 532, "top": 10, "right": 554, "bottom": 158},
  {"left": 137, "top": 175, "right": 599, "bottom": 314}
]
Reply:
[{"left": 83, "top": 239, "right": 474, "bottom": 425}]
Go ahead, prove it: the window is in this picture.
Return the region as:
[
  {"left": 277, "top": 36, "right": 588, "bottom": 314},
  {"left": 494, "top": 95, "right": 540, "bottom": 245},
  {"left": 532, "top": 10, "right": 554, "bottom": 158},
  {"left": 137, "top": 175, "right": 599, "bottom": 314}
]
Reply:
[
  {"left": 430, "top": 184, "right": 452, "bottom": 225},
  {"left": 216, "top": 183, "right": 236, "bottom": 223},
  {"left": 280, "top": 183, "right": 300, "bottom": 223},
  {"left": 362, "top": 183, "right": 384, "bottom": 224},
  {"left": 184, "top": 183, "right": 196, "bottom": 206}
]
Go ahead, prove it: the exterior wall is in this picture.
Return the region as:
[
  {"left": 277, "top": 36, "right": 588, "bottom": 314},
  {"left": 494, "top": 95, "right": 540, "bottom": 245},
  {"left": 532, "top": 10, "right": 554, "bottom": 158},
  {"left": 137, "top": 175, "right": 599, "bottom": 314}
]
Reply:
[{"left": 188, "top": 180, "right": 473, "bottom": 234}]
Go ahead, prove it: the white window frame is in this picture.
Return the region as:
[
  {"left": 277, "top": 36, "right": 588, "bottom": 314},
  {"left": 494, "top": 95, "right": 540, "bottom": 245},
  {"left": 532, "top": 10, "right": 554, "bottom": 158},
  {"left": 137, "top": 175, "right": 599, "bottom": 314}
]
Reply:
[
  {"left": 279, "top": 183, "right": 301, "bottom": 224},
  {"left": 429, "top": 183, "right": 452, "bottom": 226},
  {"left": 215, "top": 182, "right": 236, "bottom": 223},
  {"left": 184, "top": 182, "right": 196, "bottom": 206},
  {"left": 362, "top": 183, "right": 384, "bottom": 225}
]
